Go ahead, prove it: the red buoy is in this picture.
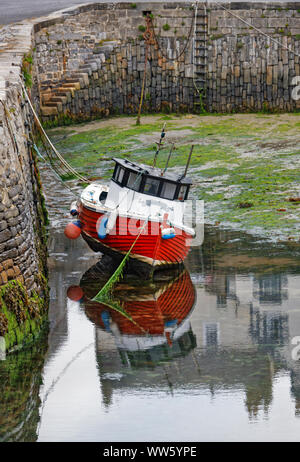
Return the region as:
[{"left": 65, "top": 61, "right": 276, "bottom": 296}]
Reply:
[
  {"left": 64, "top": 221, "right": 82, "bottom": 240},
  {"left": 67, "top": 285, "right": 84, "bottom": 301}
]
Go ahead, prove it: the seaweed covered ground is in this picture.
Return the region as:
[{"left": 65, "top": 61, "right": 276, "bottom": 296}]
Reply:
[{"left": 45, "top": 113, "right": 300, "bottom": 242}]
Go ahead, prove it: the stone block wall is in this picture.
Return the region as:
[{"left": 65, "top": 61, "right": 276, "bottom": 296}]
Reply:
[
  {"left": 0, "top": 24, "right": 49, "bottom": 350},
  {"left": 38, "top": 39, "right": 196, "bottom": 120},
  {"left": 0, "top": 87, "right": 46, "bottom": 291},
  {"left": 206, "top": 3, "right": 300, "bottom": 111},
  {"left": 31, "top": 2, "right": 300, "bottom": 119}
]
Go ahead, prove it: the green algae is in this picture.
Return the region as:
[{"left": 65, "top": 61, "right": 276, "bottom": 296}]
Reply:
[
  {"left": 0, "top": 280, "right": 48, "bottom": 351},
  {"left": 45, "top": 113, "right": 300, "bottom": 241}
]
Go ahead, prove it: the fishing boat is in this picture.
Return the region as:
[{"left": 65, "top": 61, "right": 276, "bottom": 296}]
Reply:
[{"left": 64, "top": 129, "right": 196, "bottom": 274}]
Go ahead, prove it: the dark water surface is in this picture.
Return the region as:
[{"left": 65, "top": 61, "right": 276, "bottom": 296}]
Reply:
[{"left": 1, "top": 166, "right": 300, "bottom": 442}]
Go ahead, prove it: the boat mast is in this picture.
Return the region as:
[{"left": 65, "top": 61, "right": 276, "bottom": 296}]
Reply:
[
  {"left": 181, "top": 145, "right": 194, "bottom": 179},
  {"left": 161, "top": 143, "right": 175, "bottom": 176},
  {"left": 153, "top": 123, "right": 166, "bottom": 167}
]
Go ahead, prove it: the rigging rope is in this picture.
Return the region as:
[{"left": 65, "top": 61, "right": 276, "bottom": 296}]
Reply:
[{"left": 111, "top": 122, "right": 166, "bottom": 211}]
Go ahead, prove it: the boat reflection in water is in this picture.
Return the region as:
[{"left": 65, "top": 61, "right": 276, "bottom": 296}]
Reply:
[{"left": 67, "top": 260, "right": 197, "bottom": 404}]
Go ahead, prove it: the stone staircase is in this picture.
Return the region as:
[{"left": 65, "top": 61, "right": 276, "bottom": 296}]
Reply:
[
  {"left": 193, "top": 4, "right": 208, "bottom": 109},
  {"left": 40, "top": 42, "right": 118, "bottom": 117}
]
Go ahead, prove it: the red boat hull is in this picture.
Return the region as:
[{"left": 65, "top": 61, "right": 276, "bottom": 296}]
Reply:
[{"left": 79, "top": 203, "right": 193, "bottom": 269}]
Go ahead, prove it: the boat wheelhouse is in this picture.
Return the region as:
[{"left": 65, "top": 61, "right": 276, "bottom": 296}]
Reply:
[
  {"left": 66, "top": 154, "right": 195, "bottom": 274},
  {"left": 111, "top": 157, "right": 191, "bottom": 202}
]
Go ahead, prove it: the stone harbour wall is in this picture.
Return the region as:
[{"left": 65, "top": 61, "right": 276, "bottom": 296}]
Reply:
[
  {"left": 0, "top": 24, "right": 48, "bottom": 350},
  {"left": 30, "top": 2, "right": 300, "bottom": 121}
]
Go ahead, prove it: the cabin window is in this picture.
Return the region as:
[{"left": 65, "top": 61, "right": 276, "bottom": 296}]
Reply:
[
  {"left": 99, "top": 191, "right": 108, "bottom": 204},
  {"left": 178, "top": 185, "right": 187, "bottom": 201},
  {"left": 144, "top": 177, "right": 160, "bottom": 196},
  {"left": 114, "top": 165, "right": 125, "bottom": 184},
  {"left": 113, "top": 165, "right": 119, "bottom": 180},
  {"left": 127, "top": 171, "right": 142, "bottom": 191},
  {"left": 161, "top": 181, "right": 177, "bottom": 200}
]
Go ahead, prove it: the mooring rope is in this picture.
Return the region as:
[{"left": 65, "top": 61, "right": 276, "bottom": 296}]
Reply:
[
  {"left": 212, "top": 1, "right": 300, "bottom": 59},
  {"left": 32, "top": 143, "right": 78, "bottom": 198},
  {"left": 191, "top": 0, "right": 300, "bottom": 105},
  {"left": 150, "top": 10, "right": 195, "bottom": 62},
  {"left": 136, "top": 13, "right": 154, "bottom": 126},
  {"left": 90, "top": 297, "right": 148, "bottom": 333},
  {"left": 92, "top": 217, "right": 149, "bottom": 302},
  {"left": 37, "top": 342, "right": 94, "bottom": 435},
  {"left": 21, "top": 83, "right": 91, "bottom": 184}
]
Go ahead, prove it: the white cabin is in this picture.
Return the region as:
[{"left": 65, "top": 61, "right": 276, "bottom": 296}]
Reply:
[{"left": 81, "top": 157, "right": 193, "bottom": 231}]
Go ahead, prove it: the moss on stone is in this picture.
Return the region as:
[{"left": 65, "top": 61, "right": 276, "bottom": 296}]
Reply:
[
  {"left": 22, "top": 53, "right": 33, "bottom": 88},
  {"left": 29, "top": 141, "right": 49, "bottom": 282},
  {"left": 0, "top": 278, "right": 48, "bottom": 351},
  {"left": 1, "top": 281, "right": 28, "bottom": 325},
  {"left": 0, "top": 312, "right": 8, "bottom": 337}
]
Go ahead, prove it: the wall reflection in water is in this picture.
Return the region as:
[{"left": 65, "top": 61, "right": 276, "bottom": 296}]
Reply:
[{"left": 0, "top": 333, "right": 48, "bottom": 442}]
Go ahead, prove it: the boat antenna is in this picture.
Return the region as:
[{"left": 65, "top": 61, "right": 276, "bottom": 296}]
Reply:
[
  {"left": 161, "top": 143, "right": 175, "bottom": 176},
  {"left": 153, "top": 123, "right": 166, "bottom": 167},
  {"left": 181, "top": 145, "right": 194, "bottom": 179}
]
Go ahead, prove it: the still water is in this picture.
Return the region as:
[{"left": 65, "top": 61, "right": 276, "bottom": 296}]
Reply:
[{"left": 1, "top": 166, "right": 300, "bottom": 442}]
